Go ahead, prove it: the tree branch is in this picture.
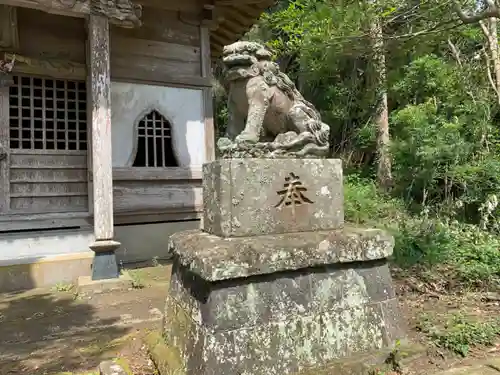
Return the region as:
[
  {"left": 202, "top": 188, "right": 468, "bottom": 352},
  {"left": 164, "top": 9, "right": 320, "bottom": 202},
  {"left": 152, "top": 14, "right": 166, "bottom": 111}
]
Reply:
[
  {"left": 447, "top": 38, "right": 462, "bottom": 66},
  {"left": 479, "top": 19, "right": 490, "bottom": 37},
  {"left": 387, "top": 21, "right": 460, "bottom": 40},
  {"left": 453, "top": 0, "right": 500, "bottom": 24},
  {"left": 482, "top": 47, "right": 499, "bottom": 97}
]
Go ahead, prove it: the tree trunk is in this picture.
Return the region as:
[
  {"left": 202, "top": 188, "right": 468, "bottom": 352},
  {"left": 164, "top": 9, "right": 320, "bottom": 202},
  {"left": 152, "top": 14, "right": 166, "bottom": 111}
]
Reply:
[
  {"left": 369, "top": 15, "right": 393, "bottom": 191},
  {"left": 480, "top": 17, "right": 500, "bottom": 104},
  {"left": 489, "top": 17, "right": 500, "bottom": 95},
  {"left": 454, "top": 0, "right": 500, "bottom": 104}
]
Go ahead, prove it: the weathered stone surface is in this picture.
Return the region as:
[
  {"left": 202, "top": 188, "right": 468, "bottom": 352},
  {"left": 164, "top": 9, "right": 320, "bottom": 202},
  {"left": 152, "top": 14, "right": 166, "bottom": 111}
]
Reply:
[
  {"left": 160, "top": 153, "right": 405, "bottom": 375},
  {"left": 150, "top": 328, "right": 425, "bottom": 375},
  {"left": 219, "top": 41, "right": 330, "bottom": 158},
  {"left": 161, "top": 255, "right": 405, "bottom": 375},
  {"left": 201, "top": 269, "right": 312, "bottom": 331},
  {"left": 168, "top": 259, "right": 396, "bottom": 332},
  {"left": 202, "top": 158, "right": 343, "bottom": 237},
  {"left": 379, "top": 298, "right": 407, "bottom": 346},
  {"left": 229, "top": 303, "right": 386, "bottom": 374},
  {"left": 163, "top": 294, "right": 405, "bottom": 375},
  {"left": 168, "top": 226, "right": 394, "bottom": 281},
  {"left": 168, "top": 259, "right": 207, "bottom": 324},
  {"left": 98, "top": 360, "right": 127, "bottom": 375},
  {"left": 308, "top": 265, "right": 392, "bottom": 312},
  {"left": 357, "top": 261, "right": 396, "bottom": 302},
  {"left": 162, "top": 294, "right": 205, "bottom": 375}
]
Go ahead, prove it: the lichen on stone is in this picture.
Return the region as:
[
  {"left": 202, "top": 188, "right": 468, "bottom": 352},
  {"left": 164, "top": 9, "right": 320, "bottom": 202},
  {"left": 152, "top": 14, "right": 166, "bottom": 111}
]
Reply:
[{"left": 169, "top": 227, "right": 394, "bottom": 282}]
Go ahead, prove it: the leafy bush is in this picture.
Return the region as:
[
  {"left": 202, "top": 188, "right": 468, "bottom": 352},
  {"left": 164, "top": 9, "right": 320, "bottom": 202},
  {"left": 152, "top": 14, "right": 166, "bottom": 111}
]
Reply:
[
  {"left": 344, "top": 175, "right": 500, "bottom": 288},
  {"left": 388, "top": 55, "right": 500, "bottom": 227},
  {"left": 344, "top": 173, "right": 406, "bottom": 225},
  {"left": 394, "top": 218, "right": 500, "bottom": 287}
]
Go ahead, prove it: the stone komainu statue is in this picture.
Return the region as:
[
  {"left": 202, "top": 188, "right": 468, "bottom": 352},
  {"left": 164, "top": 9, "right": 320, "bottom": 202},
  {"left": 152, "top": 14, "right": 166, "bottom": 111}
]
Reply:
[{"left": 218, "top": 41, "right": 330, "bottom": 158}]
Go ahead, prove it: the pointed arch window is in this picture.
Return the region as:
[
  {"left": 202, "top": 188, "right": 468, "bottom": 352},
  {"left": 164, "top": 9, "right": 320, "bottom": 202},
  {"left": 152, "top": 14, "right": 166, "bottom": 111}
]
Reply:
[{"left": 132, "top": 110, "right": 178, "bottom": 167}]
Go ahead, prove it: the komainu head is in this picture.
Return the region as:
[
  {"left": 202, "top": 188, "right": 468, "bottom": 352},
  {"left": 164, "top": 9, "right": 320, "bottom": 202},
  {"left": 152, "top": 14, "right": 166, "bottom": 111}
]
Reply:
[
  {"left": 222, "top": 41, "right": 273, "bottom": 68},
  {"left": 221, "top": 41, "right": 298, "bottom": 101}
]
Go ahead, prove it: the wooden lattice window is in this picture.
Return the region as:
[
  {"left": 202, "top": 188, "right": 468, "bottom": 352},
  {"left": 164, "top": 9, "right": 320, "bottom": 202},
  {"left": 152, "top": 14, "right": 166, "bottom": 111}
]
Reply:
[
  {"left": 132, "top": 110, "right": 178, "bottom": 167},
  {"left": 9, "top": 76, "right": 87, "bottom": 150}
]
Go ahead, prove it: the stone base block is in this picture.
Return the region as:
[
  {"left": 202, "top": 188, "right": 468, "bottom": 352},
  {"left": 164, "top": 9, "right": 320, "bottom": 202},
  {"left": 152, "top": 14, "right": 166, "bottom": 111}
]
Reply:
[
  {"left": 98, "top": 360, "right": 128, "bottom": 375},
  {"left": 167, "top": 226, "right": 394, "bottom": 281},
  {"left": 77, "top": 272, "right": 132, "bottom": 295},
  {"left": 202, "top": 158, "right": 344, "bottom": 237},
  {"left": 161, "top": 228, "right": 406, "bottom": 375},
  {"left": 148, "top": 330, "right": 424, "bottom": 375}
]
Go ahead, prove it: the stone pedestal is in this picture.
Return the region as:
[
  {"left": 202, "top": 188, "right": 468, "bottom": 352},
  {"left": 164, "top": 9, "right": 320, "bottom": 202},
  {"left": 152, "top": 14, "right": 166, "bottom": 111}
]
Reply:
[
  {"left": 203, "top": 158, "right": 343, "bottom": 237},
  {"left": 162, "top": 159, "right": 406, "bottom": 375}
]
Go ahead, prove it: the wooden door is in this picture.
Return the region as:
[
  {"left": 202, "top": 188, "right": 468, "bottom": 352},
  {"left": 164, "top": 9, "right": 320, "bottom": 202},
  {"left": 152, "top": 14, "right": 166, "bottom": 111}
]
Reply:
[{"left": 0, "top": 75, "right": 90, "bottom": 231}]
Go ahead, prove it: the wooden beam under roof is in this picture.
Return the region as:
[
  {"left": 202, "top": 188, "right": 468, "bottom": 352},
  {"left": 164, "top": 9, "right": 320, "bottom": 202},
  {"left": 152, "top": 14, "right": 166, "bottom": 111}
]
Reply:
[
  {"left": 0, "top": 0, "right": 270, "bottom": 15},
  {"left": 0, "top": 0, "right": 142, "bottom": 27},
  {"left": 0, "top": 0, "right": 89, "bottom": 18},
  {"left": 210, "top": 0, "right": 273, "bottom": 58},
  {"left": 0, "top": 0, "right": 274, "bottom": 58}
]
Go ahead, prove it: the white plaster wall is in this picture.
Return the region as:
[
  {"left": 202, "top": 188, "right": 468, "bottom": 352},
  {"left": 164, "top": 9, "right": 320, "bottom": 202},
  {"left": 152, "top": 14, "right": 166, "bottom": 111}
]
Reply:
[
  {"left": 110, "top": 82, "right": 205, "bottom": 167},
  {"left": 0, "top": 220, "right": 199, "bottom": 265},
  {"left": 115, "top": 220, "right": 200, "bottom": 263},
  {"left": 0, "top": 229, "right": 95, "bottom": 264}
]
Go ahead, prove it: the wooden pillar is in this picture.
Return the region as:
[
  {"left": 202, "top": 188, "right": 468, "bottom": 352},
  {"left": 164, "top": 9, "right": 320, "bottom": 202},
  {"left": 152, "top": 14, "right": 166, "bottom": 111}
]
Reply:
[
  {"left": 87, "top": 14, "right": 120, "bottom": 280},
  {"left": 0, "top": 87, "right": 9, "bottom": 214},
  {"left": 200, "top": 26, "right": 215, "bottom": 161},
  {"left": 0, "top": 5, "right": 19, "bottom": 51}
]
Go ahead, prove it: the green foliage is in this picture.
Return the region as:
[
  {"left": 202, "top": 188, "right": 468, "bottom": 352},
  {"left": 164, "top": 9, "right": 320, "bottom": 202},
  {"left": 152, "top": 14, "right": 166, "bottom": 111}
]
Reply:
[
  {"left": 344, "top": 177, "right": 500, "bottom": 288},
  {"left": 213, "top": 78, "right": 228, "bottom": 139},
  {"left": 213, "top": 0, "right": 500, "bottom": 292},
  {"left": 51, "top": 282, "right": 74, "bottom": 293},
  {"left": 418, "top": 313, "right": 500, "bottom": 356},
  {"left": 391, "top": 55, "right": 464, "bottom": 105},
  {"left": 125, "top": 270, "right": 147, "bottom": 289},
  {"left": 394, "top": 218, "right": 500, "bottom": 287},
  {"left": 344, "top": 174, "right": 406, "bottom": 225}
]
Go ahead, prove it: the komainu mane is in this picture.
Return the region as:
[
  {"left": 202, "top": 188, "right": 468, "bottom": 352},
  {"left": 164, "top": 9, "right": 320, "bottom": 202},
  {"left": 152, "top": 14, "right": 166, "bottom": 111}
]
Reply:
[{"left": 218, "top": 41, "right": 330, "bottom": 158}]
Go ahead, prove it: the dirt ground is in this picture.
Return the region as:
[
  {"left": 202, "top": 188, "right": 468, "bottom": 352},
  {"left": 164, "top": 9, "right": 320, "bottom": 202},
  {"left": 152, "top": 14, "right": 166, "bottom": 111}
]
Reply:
[
  {"left": 2, "top": 264, "right": 500, "bottom": 375},
  {"left": 0, "top": 264, "right": 171, "bottom": 375},
  {"left": 389, "top": 275, "right": 500, "bottom": 375}
]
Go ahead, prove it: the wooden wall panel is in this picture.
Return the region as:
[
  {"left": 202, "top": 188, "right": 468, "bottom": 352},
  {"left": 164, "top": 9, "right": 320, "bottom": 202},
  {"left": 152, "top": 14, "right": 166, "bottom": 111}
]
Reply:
[
  {"left": 17, "top": 8, "right": 86, "bottom": 63},
  {"left": 113, "top": 182, "right": 202, "bottom": 214},
  {"left": 10, "top": 195, "right": 88, "bottom": 212},
  {"left": 10, "top": 182, "right": 88, "bottom": 195},
  {"left": 110, "top": 37, "right": 200, "bottom": 62},
  {"left": 10, "top": 168, "right": 87, "bottom": 182},
  {"left": 0, "top": 87, "right": 8, "bottom": 214},
  {"left": 110, "top": 7, "right": 204, "bottom": 85},
  {"left": 111, "top": 8, "right": 200, "bottom": 46},
  {"left": 200, "top": 26, "right": 215, "bottom": 161},
  {"left": 9, "top": 152, "right": 88, "bottom": 214},
  {"left": 10, "top": 153, "right": 87, "bottom": 169},
  {"left": 111, "top": 54, "right": 201, "bottom": 81}
]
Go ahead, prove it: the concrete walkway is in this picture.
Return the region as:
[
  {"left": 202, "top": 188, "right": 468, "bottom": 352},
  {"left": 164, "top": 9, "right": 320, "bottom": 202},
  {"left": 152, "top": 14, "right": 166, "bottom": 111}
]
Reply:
[{"left": 0, "top": 265, "right": 170, "bottom": 374}]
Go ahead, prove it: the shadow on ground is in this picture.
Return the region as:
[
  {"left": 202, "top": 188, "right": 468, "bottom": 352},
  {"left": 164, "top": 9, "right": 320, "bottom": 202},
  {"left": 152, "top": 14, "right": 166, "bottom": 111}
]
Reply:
[
  {"left": 0, "top": 289, "right": 129, "bottom": 374},
  {"left": 0, "top": 263, "right": 171, "bottom": 374}
]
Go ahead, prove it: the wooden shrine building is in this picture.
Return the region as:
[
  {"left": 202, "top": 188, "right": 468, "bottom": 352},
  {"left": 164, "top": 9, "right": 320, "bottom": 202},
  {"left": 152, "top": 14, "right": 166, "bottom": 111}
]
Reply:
[{"left": 0, "top": 0, "right": 271, "bottom": 290}]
